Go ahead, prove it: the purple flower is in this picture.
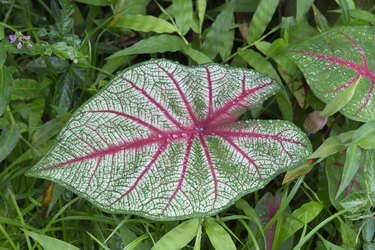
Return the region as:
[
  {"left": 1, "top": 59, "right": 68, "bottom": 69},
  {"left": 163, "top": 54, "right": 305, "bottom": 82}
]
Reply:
[
  {"left": 17, "top": 43, "right": 23, "bottom": 49},
  {"left": 24, "top": 35, "right": 31, "bottom": 40},
  {"left": 8, "top": 34, "right": 17, "bottom": 43},
  {"left": 27, "top": 43, "right": 33, "bottom": 48}
]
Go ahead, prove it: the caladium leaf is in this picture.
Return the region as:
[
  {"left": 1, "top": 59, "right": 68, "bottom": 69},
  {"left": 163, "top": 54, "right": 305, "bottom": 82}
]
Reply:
[
  {"left": 287, "top": 26, "right": 375, "bottom": 122},
  {"left": 27, "top": 59, "right": 311, "bottom": 220}
]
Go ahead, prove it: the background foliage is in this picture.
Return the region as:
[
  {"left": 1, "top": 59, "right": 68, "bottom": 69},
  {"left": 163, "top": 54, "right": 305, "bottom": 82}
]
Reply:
[{"left": 0, "top": 0, "right": 374, "bottom": 249}]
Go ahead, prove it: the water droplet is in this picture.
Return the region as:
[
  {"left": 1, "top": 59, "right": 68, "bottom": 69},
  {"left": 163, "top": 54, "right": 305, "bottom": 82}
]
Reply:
[{"left": 172, "top": 134, "right": 178, "bottom": 139}]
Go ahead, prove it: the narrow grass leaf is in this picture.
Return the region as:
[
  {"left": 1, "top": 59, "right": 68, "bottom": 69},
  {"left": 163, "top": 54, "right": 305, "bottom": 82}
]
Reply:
[
  {"left": 193, "top": 222, "right": 202, "bottom": 250},
  {"left": 202, "top": 0, "right": 234, "bottom": 59},
  {"left": 356, "top": 136, "right": 375, "bottom": 150},
  {"left": 320, "top": 77, "right": 360, "bottom": 117},
  {"left": 337, "top": 0, "right": 351, "bottom": 24},
  {"left": 173, "top": 0, "right": 192, "bottom": 35},
  {"left": 87, "top": 232, "right": 111, "bottom": 250},
  {"left": 238, "top": 49, "right": 281, "bottom": 82},
  {"left": 0, "top": 66, "right": 12, "bottom": 116},
  {"left": 205, "top": 219, "right": 236, "bottom": 250},
  {"left": 335, "top": 144, "right": 362, "bottom": 199},
  {"left": 276, "top": 91, "right": 293, "bottom": 121},
  {"left": 349, "top": 9, "right": 375, "bottom": 25},
  {"left": 23, "top": 229, "right": 80, "bottom": 250},
  {"left": 115, "top": 14, "right": 177, "bottom": 33},
  {"left": 74, "top": 0, "right": 112, "bottom": 6},
  {"left": 296, "top": 0, "right": 314, "bottom": 23},
  {"left": 235, "top": 199, "right": 266, "bottom": 245},
  {"left": 279, "top": 201, "right": 323, "bottom": 243},
  {"left": 197, "top": 0, "right": 206, "bottom": 33},
  {"left": 219, "top": 29, "right": 234, "bottom": 61},
  {"left": 183, "top": 47, "right": 212, "bottom": 64},
  {"left": 308, "top": 136, "right": 343, "bottom": 159},
  {"left": 0, "top": 46, "right": 6, "bottom": 67},
  {"left": 124, "top": 234, "right": 149, "bottom": 250},
  {"left": 0, "top": 123, "right": 20, "bottom": 163},
  {"left": 352, "top": 120, "right": 375, "bottom": 142},
  {"left": 151, "top": 219, "right": 199, "bottom": 250},
  {"left": 364, "top": 150, "right": 375, "bottom": 193},
  {"left": 108, "top": 35, "right": 187, "bottom": 58},
  {"left": 247, "top": 0, "right": 280, "bottom": 44},
  {"left": 312, "top": 5, "right": 330, "bottom": 32}
]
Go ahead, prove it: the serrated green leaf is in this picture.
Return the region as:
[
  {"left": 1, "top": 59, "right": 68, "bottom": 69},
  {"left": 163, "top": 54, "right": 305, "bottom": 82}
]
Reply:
[
  {"left": 173, "top": 0, "right": 192, "bottom": 35},
  {"left": 247, "top": 0, "right": 280, "bottom": 44},
  {"left": 0, "top": 66, "right": 12, "bottom": 116},
  {"left": 202, "top": 0, "right": 234, "bottom": 59},
  {"left": 279, "top": 201, "right": 323, "bottom": 243},
  {"left": 115, "top": 14, "right": 177, "bottom": 33},
  {"left": 27, "top": 59, "right": 311, "bottom": 220},
  {"left": 183, "top": 47, "right": 212, "bottom": 64},
  {"left": 53, "top": 70, "right": 75, "bottom": 111},
  {"left": 205, "top": 220, "right": 236, "bottom": 250},
  {"left": 0, "top": 123, "right": 21, "bottom": 163},
  {"left": 108, "top": 35, "right": 187, "bottom": 58},
  {"left": 23, "top": 229, "right": 80, "bottom": 250},
  {"left": 151, "top": 219, "right": 199, "bottom": 250},
  {"left": 287, "top": 26, "right": 375, "bottom": 122},
  {"left": 336, "top": 144, "right": 362, "bottom": 199}
]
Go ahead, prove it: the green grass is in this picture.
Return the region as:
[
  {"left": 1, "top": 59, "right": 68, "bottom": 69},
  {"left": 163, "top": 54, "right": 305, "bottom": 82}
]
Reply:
[{"left": 1, "top": 0, "right": 375, "bottom": 249}]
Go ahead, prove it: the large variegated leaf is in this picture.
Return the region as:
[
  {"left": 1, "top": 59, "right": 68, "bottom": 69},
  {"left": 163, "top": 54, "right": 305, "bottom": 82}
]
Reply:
[
  {"left": 287, "top": 26, "right": 375, "bottom": 122},
  {"left": 27, "top": 59, "right": 311, "bottom": 220}
]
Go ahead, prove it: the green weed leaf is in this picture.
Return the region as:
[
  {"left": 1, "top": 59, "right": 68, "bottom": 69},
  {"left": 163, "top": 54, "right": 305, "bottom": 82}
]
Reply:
[
  {"left": 115, "top": 15, "right": 177, "bottom": 34},
  {"left": 23, "top": 230, "right": 80, "bottom": 250},
  {"left": 205, "top": 219, "right": 236, "bottom": 250},
  {"left": 151, "top": 219, "right": 199, "bottom": 250},
  {"left": 336, "top": 144, "right": 362, "bottom": 199},
  {"left": 108, "top": 35, "right": 187, "bottom": 58}
]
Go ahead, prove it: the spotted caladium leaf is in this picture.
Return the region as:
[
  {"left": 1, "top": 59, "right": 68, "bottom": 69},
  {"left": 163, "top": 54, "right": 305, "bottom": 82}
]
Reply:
[
  {"left": 27, "top": 59, "right": 311, "bottom": 220},
  {"left": 287, "top": 26, "right": 375, "bottom": 122}
]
